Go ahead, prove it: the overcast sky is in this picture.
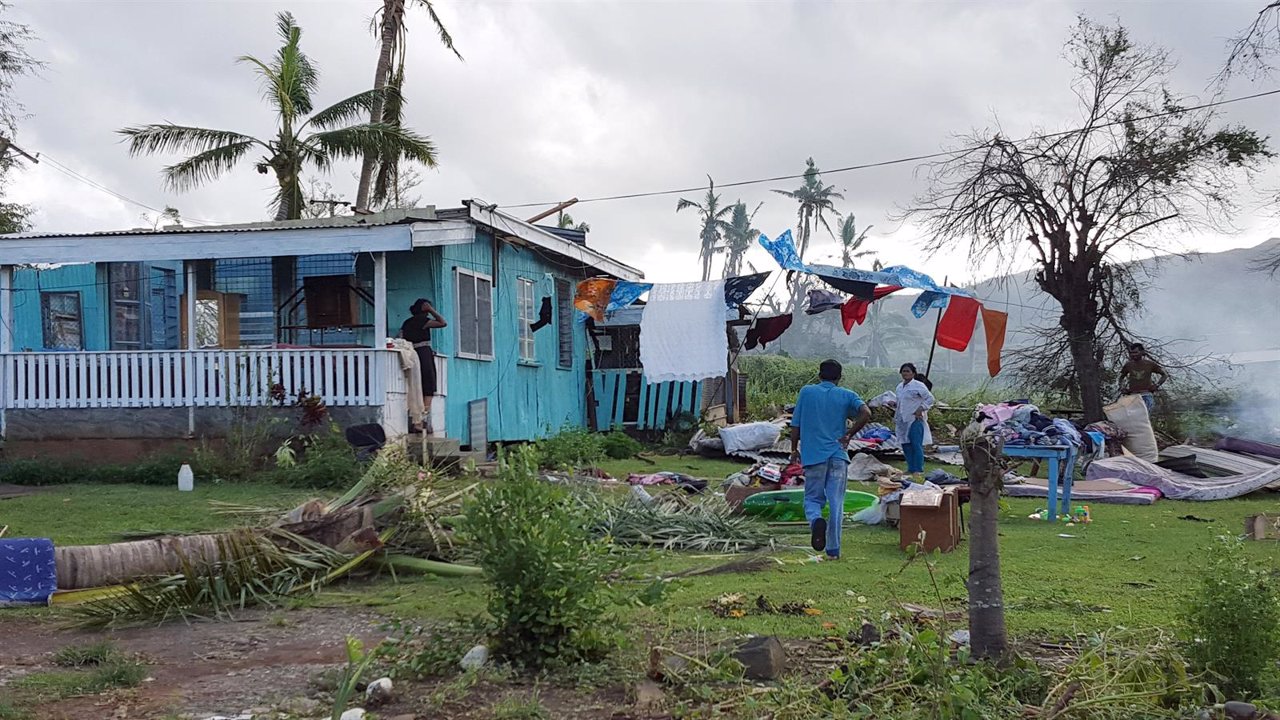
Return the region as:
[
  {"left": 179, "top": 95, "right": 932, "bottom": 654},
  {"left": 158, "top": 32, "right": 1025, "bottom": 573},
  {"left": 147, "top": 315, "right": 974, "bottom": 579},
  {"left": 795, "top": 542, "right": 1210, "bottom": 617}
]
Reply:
[{"left": 8, "top": 0, "right": 1280, "bottom": 287}]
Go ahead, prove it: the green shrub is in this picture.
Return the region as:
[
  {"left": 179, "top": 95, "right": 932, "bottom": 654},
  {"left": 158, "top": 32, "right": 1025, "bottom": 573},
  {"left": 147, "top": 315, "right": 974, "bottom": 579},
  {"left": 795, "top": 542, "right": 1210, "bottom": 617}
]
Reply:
[
  {"left": 0, "top": 455, "right": 184, "bottom": 486},
  {"left": 266, "top": 425, "right": 362, "bottom": 488},
  {"left": 600, "top": 430, "right": 642, "bottom": 460},
  {"left": 531, "top": 426, "right": 605, "bottom": 470},
  {"left": 461, "top": 445, "right": 618, "bottom": 668},
  {"left": 1182, "top": 536, "right": 1280, "bottom": 699}
]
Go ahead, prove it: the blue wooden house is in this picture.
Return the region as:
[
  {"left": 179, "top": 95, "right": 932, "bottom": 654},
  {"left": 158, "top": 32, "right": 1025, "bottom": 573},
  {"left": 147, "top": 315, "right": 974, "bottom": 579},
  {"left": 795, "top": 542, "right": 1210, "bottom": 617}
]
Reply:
[{"left": 0, "top": 201, "right": 645, "bottom": 450}]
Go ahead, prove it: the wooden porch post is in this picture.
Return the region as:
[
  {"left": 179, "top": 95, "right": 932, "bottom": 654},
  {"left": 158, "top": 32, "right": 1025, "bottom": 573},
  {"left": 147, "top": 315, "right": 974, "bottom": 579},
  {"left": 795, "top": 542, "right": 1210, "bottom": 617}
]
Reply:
[
  {"left": 0, "top": 264, "right": 10, "bottom": 439},
  {"left": 373, "top": 252, "right": 387, "bottom": 348},
  {"left": 184, "top": 261, "right": 197, "bottom": 436},
  {"left": 0, "top": 264, "right": 11, "bottom": 354}
]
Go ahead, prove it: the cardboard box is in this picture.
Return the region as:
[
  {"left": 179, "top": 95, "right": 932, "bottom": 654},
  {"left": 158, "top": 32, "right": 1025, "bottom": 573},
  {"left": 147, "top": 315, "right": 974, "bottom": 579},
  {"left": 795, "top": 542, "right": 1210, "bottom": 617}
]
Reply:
[{"left": 899, "top": 487, "right": 961, "bottom": 553}]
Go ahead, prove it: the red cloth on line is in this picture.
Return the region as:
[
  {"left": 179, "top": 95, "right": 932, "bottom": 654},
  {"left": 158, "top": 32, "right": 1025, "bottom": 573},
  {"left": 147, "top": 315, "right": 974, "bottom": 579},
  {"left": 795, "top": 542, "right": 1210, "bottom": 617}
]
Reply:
[
  {"left": 936, "top": 296, "right": 981, "bottom": 351},
  {"left": 840, "top": 286, "right": 903, "bottom": 334},
  {"left": 744, "top": 313, "right": 794, "bottom": 350},
  {"left": 981, "top": 307, "right": 1008, "bottom": 377}
]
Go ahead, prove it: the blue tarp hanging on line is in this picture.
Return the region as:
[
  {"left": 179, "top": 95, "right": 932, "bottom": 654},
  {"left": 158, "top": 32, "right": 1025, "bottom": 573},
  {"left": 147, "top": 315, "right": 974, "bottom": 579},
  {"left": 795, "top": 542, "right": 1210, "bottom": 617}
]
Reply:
[{"left": 758, "top": 229, "right": 971, "bottom": 317}]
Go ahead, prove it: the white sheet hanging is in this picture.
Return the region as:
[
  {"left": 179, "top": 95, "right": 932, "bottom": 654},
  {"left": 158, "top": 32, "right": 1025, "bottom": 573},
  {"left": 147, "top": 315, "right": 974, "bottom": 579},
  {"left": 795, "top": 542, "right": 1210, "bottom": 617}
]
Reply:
[{"left": 639, "top": 279, "right": 728, "bottom": 383}]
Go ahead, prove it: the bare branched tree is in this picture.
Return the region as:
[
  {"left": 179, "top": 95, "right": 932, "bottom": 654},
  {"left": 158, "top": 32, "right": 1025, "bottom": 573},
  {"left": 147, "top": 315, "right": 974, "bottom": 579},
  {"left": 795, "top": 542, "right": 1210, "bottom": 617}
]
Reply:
[
  {"left": 1219, "top": 1, "right": 1280, "bottom": 84},
  {"left": 904, "top": 16, "right": 1271, "bottom": 420},
  {"left": 1221, "top": 3, "right": 1280, "bottom": 275}
]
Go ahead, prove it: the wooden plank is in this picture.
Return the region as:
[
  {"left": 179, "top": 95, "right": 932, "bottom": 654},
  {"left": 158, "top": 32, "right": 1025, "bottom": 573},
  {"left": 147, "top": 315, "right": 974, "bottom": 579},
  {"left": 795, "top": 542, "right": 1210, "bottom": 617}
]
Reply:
[
  {"left": 692, "top": 381, "right": 704, "bottom": 417},
  {"left": 636, "top": 377, "right": 650, "bottom": 430},
  {"left": 591, "top": 372, "right": 607, "bottom": 431},
  {"left": 612, "top": 372, "right": 627, "bottom": 428},
  {"left": 654, "top": 382, "right": 672, "bottom": 430}
]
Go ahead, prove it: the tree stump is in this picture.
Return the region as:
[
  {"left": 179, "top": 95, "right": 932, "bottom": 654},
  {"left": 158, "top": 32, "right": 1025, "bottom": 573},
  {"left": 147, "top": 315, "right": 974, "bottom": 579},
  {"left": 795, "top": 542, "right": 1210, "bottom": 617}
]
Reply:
[{"left": 961, "top": 425, "right": 1008, "bottom": 662}]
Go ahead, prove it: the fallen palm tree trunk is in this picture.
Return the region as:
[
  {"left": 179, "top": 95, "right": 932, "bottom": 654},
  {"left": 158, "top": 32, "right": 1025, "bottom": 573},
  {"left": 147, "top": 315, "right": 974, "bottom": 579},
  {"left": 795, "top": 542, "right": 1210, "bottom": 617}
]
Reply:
[
  {"left": 55, "top": 534, "right": 227, "bottom": 590},
  {"left": 67, "top": 529, "right": 384, "bottom": 627}
]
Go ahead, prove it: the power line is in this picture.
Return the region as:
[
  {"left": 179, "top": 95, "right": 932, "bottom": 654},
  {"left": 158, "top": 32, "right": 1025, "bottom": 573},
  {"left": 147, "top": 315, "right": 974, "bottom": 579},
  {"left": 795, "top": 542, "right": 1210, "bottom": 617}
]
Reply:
[
  {"left": 32, "top": 152, "right": 223, "bottom": 226},
  {"left": 499, "top": 87, "right": 1280, "bottom": 210}
]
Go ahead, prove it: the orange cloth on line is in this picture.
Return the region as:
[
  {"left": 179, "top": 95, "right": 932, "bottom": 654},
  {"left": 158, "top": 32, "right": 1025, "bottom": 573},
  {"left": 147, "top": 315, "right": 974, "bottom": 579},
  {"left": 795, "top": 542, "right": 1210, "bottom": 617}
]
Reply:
[
  {"left": 936, "top": 296, "right": 981, "bottom": 352},
  {"left": 574, "top": 278, "right": 617, "bottom": 321},
  {"left": 981, "top": 307, "right": 1008, "bottom": 378}
]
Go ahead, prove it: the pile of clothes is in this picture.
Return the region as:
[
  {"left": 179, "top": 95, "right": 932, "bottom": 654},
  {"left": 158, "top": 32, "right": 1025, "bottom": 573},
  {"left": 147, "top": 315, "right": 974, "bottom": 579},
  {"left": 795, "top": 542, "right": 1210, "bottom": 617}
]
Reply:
[
  {"left": 724, "top": 461, "right": 805, "bottom": 489},
  {"left": 977, "top": 402, "right": 1098, "bottom": 452},
  {"left": 849, "top": 422, "right": 901, "bottom": 452}
]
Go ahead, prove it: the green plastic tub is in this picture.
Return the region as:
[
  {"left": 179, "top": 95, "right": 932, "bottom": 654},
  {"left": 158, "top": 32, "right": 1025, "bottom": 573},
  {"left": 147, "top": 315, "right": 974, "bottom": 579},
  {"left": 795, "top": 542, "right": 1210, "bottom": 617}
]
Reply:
[{"left": 740, "top": 489, "right": 878, "bottom": 522}]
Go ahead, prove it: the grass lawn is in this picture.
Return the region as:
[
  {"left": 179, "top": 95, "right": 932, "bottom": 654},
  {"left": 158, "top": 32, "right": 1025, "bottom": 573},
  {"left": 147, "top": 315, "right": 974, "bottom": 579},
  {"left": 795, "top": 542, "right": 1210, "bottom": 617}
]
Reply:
[
  {"left": 0, "top": 482, "right": 317, "bottom": 545},
  {"left": 337, "top": 454, "right": 1280, "bottom": 641},
  {"left": 9, "top": 456, "right": 1280, "bottom": 644}
]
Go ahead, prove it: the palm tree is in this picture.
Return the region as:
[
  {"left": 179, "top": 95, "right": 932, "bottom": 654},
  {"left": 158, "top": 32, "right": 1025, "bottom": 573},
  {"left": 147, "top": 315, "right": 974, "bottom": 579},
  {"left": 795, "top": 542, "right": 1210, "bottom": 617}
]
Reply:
[
  {"left": 120, "top": 12, "right": 438, "bottom": 221},
  {"left": 835, "top": 213, "right": 874, "bottom": 267},
  {"left": 722, "top": 201, "right": 762, "bottom": 278},
  {"left": 772, "top": 158, "right": 843, "bottom": 260},
  {"left": 556, "top": 212, "right": 590, "bottom": 233},
  {"left": 355, "top": 0, "right": 461, "bottom": 211},
  {"left": 676, "top": 176, "right": 734, "bottom": 282}
]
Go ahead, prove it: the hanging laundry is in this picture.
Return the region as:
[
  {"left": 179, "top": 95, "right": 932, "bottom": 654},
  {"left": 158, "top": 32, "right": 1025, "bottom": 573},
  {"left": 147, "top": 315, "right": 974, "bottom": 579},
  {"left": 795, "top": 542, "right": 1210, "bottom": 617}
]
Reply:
[
  {"left": 723, "top": 272, "right": 770, "bottom": 308},
  {"left": 529, "top": 296, "right": 553, "bottom": 332},
  {"left": 605, "top": 280, "right": 653, "bottom": 313},
  {"left": 640, "top": 280, "right": 728, "bottom": 382},
  {"left": 805, "top": 288, "right": 845, "bottom": 315},
  {"left": 981, "top": 307, "right": 1008, "bottom": 377},
  {"left": 841, "top": 286, "right": 903, "bottom": 334},
  {"left": 575, "top": 278, "right": 617, "bottom": 321},
  {"left": 816, "top": 274, "right": 877, "bottom": 300},
  {"left": 744, "top": 313, "right": 794, "bottom": 350},
  {"left": 936, "top": 296, "right": 981, "bottom": 351},
  {"left": 911, "top": 290, "right": 949, "bottom": 318}
]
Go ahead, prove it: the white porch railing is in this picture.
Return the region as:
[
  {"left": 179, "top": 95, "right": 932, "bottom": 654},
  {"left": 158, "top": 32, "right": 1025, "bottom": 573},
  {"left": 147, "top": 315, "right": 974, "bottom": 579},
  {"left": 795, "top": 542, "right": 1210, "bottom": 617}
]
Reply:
[{"left": 0, "top": 349, "right": 391, "bottom": 409}]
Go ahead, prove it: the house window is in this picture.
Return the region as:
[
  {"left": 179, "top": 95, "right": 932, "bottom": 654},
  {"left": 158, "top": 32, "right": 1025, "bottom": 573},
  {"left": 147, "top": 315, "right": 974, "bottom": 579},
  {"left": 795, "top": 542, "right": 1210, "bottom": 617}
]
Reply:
[
  {"left": 517, "top": 278, "right": 536, "bottom": 363},
  {"left": 455, "top": 267, "right": 494, "bottom": 360},
  {"left": 555, "top": 278, "right": 573, "bottom": 369},
  {"left": 41, "top": 292, "right": 83, "bottom": 350},
  {"left": 109, "top": 262, "right": 144, "bottom": 350}
]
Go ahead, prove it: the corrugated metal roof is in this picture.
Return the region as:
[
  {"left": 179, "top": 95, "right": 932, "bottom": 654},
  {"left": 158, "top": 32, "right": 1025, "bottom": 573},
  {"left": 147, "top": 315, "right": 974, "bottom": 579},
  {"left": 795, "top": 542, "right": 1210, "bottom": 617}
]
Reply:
[{"left": 1, "top": 207, "right": 439, "bottom": 240}]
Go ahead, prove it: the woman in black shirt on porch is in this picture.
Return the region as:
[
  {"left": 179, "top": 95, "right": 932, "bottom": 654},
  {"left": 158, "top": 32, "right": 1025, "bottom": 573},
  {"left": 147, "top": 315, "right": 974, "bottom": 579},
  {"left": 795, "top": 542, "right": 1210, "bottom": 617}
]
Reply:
[{"left": 400, "top": 298, "right": 448, "bottom": 432}]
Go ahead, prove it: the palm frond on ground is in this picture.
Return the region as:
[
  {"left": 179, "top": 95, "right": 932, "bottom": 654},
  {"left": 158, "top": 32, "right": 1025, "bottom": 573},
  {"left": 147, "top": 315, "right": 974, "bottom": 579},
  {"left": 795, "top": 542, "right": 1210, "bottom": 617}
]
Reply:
[{"left": 579, "top": 492, "right": 775, "bottom": 553}]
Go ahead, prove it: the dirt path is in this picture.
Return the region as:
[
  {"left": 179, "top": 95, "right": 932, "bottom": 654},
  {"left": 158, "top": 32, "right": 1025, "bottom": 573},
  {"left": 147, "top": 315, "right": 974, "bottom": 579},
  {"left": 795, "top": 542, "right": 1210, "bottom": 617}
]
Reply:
[
  {"left": 0, "top": 607, "right": 388, "bottom": 719},
  {"left": 0, "top": 607, "right": 648, "bottom": 720}
]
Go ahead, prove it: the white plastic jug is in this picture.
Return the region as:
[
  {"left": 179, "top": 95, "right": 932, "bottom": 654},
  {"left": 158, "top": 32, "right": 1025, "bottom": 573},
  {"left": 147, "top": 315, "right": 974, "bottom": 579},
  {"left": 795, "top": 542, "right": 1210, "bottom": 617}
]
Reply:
[{"left": 178, "top": 463, "right": 194, "bottom": 492}]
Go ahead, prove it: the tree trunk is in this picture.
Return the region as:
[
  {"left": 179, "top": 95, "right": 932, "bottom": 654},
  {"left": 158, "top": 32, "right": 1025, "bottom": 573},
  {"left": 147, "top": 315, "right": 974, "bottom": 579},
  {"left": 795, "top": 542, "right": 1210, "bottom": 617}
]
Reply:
[
  {"left": 962, "top": 429, "right": 1008, "bottom": 662},
  {"left": 356, "top": 0, "right": 403, "bottom": 211},
  {"left": 1064, "top": 315, "right": 1105, "bottom": 422},
  {"left": 55, "top": 535, "right": 226, "bottom": 589}
]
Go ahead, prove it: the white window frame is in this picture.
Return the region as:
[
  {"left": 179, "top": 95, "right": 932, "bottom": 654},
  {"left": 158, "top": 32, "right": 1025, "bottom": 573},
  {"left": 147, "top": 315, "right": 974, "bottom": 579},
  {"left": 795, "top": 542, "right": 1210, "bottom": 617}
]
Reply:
[
  {"left": 516, "top": 277, "right": 537, "bottom": 363},
  {"left": 455, "top": 267, "right": 495, "bottom": 361}
]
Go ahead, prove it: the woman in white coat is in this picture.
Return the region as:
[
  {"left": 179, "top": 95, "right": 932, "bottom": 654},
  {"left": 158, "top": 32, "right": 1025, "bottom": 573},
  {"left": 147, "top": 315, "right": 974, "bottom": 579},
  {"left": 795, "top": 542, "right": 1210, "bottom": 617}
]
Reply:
[{"left": 895, "top": 363, "right": 935, "bottom": 475}]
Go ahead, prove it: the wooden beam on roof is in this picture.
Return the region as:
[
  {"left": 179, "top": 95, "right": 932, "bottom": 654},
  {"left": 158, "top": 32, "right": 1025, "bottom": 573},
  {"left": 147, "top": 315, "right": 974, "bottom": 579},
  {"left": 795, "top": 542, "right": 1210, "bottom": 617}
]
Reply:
[{"left": 525, "top": 198, "right": 578, "bottom": 225}]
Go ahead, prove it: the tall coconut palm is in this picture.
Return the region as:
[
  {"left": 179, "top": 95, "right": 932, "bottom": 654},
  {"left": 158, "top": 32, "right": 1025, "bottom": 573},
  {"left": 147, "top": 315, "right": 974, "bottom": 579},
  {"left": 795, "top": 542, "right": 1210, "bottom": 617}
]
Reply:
[
  {"left": 355, "top": 0, "right": 461, "bottom": 211},
  {"left": 835, "top": 213, "right": 874, "bottom": 268},
  {"left": 120, "top": 12, "right": 437, "bottom": 221},
  {"left": 772, "top": 157, "right": 843, "bottom": 260},
  {"left": 676, "top": 176, "right": 734, "bottom": 282},
  {"left": 722, "top": 201, "right": 762, "bottom": 278}
]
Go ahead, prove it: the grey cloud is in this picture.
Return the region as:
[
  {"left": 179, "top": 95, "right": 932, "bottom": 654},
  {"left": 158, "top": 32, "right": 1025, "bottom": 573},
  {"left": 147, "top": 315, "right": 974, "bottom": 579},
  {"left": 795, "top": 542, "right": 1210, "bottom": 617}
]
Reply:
[{"left": 8, "top": 0, "right": 1280, "bottom": 282}]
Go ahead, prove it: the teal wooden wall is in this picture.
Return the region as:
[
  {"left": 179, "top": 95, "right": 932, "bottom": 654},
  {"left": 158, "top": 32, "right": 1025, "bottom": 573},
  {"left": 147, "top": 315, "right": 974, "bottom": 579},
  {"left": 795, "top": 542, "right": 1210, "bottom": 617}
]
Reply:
[
  {"left": 10, "top": 262, "right": 184, "bottom": 351},
  {"left": 385, "top": 230, "right": 589, "bottom": 443}
]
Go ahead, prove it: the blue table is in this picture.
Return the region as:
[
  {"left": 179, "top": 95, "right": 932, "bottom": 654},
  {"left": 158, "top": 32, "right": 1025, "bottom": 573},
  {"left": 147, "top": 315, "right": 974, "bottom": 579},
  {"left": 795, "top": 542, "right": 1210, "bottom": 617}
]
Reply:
[{"left": 1002, "top": 444, "right": 1078, "bottom": 521}]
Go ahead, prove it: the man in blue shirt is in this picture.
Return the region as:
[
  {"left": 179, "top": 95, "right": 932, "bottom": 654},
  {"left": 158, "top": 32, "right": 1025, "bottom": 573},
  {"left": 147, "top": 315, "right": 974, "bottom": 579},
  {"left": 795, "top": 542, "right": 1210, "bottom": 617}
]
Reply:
[{"left": 789, "top": 359, "right": 871, "bottom": 560}]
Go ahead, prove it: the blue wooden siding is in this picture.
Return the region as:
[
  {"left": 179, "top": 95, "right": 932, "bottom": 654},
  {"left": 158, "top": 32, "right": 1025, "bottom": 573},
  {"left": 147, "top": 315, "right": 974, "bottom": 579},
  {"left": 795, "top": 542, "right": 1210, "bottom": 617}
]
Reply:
[
  {"left": 385, "top": 229, "right": 590, "bottom": 443},
  {"left": 592, "top": 369, "right": 703, "bottom": 431},
  {"left": 10, "top": 262, "right": 184, "bottom": 351}
]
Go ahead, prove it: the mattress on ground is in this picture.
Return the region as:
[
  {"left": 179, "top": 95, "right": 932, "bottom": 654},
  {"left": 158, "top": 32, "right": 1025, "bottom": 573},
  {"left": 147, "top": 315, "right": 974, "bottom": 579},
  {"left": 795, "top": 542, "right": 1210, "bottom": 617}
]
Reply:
[
  {"left": 1086, "top": 454, "right": 1280, "bottom": 501},
  {"left": 1002, "top": 476, "right": 1160, "bottom": 505}
]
